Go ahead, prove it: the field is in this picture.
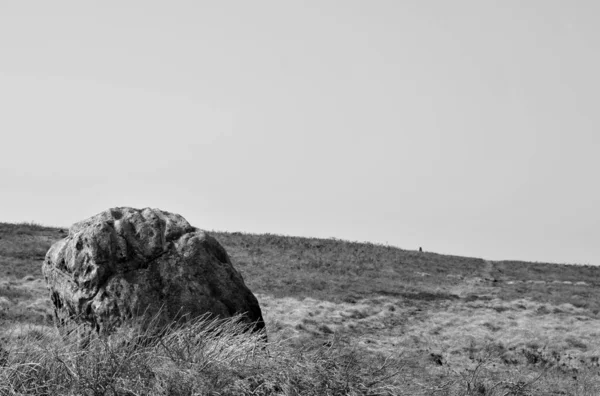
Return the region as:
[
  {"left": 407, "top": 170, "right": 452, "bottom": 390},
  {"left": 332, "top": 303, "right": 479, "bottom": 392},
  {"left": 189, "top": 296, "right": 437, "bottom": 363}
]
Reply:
[{"left": 1, "top": 222, "right": 600, "bottom": 395}]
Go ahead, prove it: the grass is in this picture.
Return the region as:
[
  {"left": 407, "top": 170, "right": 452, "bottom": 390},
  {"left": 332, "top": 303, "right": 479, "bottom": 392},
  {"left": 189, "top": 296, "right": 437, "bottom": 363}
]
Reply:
[
  {"left": 0, "top": 222, "right": 63, "bottom": 278},
  {"left": 0, "top": 314, "right": 406, "bottom": 396},
  {"left": 2, "top": 222, "right": 600, "bottom": 394},
  {"left": 211, "top": 231, "right": 486, "bottom": 302},
  {"left": 4, "top": 314, "right": 596, "bottom": 396}
]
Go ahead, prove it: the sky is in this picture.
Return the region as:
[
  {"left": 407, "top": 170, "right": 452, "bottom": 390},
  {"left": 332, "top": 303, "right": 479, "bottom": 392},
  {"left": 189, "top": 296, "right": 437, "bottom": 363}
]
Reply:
[{"left": 1, "top": 1, "right": 599, "bottom": 265}]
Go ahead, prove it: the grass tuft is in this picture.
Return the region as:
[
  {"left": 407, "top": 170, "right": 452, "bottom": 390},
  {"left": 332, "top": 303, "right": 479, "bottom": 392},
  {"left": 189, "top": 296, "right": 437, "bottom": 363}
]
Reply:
[{"left": 0, "top": 313, "right": 406, "bottom": 396}]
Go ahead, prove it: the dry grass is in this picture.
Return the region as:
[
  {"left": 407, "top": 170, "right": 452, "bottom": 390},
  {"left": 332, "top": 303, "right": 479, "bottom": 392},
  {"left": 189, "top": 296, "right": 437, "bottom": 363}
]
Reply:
[
  {"left": 1, "top": 222, "right": 600, "bottom": 394},
  {"left": 0, "top": 222, "right": 64, "bottom": 278},
  {"left": 0, "top": 314, "right": 406, "bottom": 396}
]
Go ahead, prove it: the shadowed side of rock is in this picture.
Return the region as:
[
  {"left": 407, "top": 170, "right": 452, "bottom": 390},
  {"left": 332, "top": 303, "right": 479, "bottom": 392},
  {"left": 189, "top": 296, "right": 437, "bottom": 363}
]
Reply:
[{"left": 42, "top": 207, "right": 266, "bottom": 344}]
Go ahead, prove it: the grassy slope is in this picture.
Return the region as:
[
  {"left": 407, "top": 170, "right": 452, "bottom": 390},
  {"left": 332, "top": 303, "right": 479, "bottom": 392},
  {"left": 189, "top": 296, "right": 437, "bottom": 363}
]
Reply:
[
  {"left": 0, "top": 222, "right": 65, "bottom": 279},
  {"left": 2, "top": 222, "right": 600, "bottom": 394},
  {"left": 3, "top": 222, "right": 599, "bottom": 305},
  {"left": 212, "top": 231, "right": 600, "bottom": 313}
]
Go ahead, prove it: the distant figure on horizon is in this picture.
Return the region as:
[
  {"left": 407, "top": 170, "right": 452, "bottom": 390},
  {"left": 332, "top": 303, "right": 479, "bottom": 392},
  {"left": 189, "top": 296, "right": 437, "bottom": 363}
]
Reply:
[{"left": 419, "top": 247, "right": 423, "bottom": 252}]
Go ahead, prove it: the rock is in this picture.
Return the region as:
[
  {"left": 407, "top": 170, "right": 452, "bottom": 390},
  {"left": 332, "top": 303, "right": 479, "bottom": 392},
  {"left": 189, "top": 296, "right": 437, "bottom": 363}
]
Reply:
[
  {"left": 0, "top": 296, "right": 11, "bottom": 310},
  {"left": 428, "top": 352, "right": 444, "bottom": 366},
  {"left": 42, "top": 207, "right": 265, "bottom": 344}
]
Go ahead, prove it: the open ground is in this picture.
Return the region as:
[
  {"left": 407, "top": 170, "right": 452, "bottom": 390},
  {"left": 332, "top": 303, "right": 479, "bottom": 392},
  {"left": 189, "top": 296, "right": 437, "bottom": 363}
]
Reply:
[{"left": 1, "top": 222, "right": 600, "bottom": 395}]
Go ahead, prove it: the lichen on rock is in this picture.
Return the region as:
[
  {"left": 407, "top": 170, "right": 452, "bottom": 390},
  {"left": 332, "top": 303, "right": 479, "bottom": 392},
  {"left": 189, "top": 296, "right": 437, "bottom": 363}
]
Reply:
[{"left": 42, "top": 207, "right": 265, "bottom": 344}]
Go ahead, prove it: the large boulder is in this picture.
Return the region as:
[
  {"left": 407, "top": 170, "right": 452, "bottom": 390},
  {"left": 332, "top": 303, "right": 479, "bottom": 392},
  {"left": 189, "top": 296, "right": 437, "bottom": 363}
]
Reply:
[{"left": 42, "top": 207, "right": 265, "bottom": 343}]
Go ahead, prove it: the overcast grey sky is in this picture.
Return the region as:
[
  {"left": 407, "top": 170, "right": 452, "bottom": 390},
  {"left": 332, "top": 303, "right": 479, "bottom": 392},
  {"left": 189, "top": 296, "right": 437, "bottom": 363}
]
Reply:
[{"left": 1, "top": 1, "right": 598, "bottom": 265}]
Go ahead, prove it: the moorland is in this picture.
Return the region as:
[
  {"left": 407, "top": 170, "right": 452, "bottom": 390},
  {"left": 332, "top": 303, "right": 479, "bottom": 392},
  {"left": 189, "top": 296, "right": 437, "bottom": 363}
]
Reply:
[{"left": 1, "top": 221, "right": 600, "bottom": 395}]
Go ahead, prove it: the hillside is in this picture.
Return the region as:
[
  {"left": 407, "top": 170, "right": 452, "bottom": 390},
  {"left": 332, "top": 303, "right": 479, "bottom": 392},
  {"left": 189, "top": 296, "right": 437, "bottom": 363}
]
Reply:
[
  {"left": 1, "top": 221, "right": 600, "bottom": 394},
  {"left": 4, "top": 222, "right": 598, "bottom": 312}
]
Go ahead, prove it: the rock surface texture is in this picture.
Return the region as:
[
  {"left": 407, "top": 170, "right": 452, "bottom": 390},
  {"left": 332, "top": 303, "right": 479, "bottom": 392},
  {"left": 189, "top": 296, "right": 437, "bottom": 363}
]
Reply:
[{"left": 42, "top": 207, "right": 265, "bottom": 342}]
